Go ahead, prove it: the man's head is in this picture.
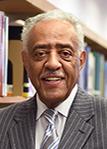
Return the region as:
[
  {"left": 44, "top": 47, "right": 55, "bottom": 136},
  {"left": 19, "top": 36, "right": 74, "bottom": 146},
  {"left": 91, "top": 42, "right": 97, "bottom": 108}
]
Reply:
[{"left": 21, "top": 9, "right": 86, "bottom": 108}]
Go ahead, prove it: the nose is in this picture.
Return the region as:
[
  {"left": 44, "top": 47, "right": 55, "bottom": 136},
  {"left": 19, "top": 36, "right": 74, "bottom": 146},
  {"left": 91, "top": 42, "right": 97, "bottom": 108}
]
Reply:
[{"left": 45, "top": 52, "right": 62, "bottom": 70}]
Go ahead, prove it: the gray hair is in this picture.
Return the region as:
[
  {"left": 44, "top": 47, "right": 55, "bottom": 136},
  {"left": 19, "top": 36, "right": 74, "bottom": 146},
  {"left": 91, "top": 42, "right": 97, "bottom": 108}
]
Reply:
[{"left": 21, "top": 9, "right": 85, "bottom": 50}]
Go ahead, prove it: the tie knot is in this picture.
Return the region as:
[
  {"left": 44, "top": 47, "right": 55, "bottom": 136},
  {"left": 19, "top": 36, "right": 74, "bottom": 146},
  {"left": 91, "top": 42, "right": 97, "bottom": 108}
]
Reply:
[{"left": 44, "top": 109, "right": 58, "bottom": 124}]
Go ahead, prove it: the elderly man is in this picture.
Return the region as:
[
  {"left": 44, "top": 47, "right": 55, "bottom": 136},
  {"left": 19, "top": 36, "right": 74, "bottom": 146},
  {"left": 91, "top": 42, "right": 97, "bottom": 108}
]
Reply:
[{"left": 0, "top": 9, "right": 107, "bottom": 149}]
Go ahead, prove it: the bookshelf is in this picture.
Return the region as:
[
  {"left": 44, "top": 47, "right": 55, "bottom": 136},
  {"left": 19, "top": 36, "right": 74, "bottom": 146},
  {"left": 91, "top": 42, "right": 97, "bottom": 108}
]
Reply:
[
  {"left": 83, "top": 24, "right": 107, "bottom": 57},
  {"left": 0, "top": 0, "right": 107, "bottom": 106}
]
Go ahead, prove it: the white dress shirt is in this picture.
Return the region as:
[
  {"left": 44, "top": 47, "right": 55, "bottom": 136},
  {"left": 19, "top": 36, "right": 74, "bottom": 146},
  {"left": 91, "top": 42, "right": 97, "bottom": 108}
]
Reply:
[{"left": 35, "top": 84, "right": 78, "bottom": 149}]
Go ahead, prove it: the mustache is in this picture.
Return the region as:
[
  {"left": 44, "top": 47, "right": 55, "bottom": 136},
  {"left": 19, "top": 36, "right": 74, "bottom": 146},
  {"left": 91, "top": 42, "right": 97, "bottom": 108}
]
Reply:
[{"left": 40, "top": 70, "right": 65, "bottom": 78}]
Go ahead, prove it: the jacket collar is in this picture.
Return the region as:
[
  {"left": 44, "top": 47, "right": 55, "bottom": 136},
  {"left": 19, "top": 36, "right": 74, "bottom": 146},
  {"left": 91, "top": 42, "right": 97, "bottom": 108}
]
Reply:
[
  {"left": 14, "top": 87, "right": 94, "bottom": 122},
  {"left": 71, "top": 87, "right": 95, "bottom": 121},
  {"left": 8, "top": 96, "right": 37, "bottom": 149},
  {"left": 58, "top": 87, "right": 95, "bottom": 149},
  {"left": 13, "top": 95, "right": 37, "bottom": 122},
  {"left": 12, "top": 87, "right": 95, "bottom": 149}
]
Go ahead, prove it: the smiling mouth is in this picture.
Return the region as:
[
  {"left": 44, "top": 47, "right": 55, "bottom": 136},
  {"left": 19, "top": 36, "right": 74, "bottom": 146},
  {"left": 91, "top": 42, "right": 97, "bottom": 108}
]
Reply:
[
  {"left": 45, "top": 77, "right": 63, "bottom": 81},
  {"left": 41, "top": 76, "right": 65, "bottom": 88}
]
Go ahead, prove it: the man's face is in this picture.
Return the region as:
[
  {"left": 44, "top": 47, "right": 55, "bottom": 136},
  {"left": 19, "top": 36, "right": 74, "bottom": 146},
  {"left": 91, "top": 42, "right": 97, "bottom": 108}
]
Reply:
[{"left": 22, "top": 19, "right": 86, "bottom": 108}]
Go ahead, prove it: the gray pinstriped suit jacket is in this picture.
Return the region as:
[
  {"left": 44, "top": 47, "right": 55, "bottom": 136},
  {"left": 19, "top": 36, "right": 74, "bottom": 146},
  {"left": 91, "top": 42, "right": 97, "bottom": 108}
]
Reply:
[{"left": 0, "top": 87, "right": 107, "bottom": 149}]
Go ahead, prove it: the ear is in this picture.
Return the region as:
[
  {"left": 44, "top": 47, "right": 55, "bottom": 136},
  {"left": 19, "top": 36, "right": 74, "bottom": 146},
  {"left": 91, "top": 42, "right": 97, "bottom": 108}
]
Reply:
[
  {"left": 79, "top": 50, "right": 87, "bottom": 71},
  {"left": 21, "top": 50, "right": 29, "bottom": 72}
]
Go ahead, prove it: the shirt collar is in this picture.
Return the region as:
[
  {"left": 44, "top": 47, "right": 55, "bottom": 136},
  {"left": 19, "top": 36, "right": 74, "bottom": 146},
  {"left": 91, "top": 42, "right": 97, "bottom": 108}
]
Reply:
[{"left": 36, "top": 84, "right": 78, "bottom": 120}]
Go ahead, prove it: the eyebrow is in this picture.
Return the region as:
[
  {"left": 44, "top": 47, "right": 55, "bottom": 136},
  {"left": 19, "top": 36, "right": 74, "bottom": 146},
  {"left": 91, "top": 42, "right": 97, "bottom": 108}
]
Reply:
[
  {"left": 32, "top": 44, "right": 49, "bottom": 50},
  {"left": 32, "top": 43, "right": 75, "bottom": 51},
  {"left": 56, "top": 43, "right": 74, "bottom": 49}
]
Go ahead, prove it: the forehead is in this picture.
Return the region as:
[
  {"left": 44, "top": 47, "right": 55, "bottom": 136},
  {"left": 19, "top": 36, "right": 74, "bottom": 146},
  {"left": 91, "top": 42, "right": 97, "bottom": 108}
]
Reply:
[
  {"left": 27, "top": 19, "right": 79, "bottom": 50},
  {"left": 35, "top": 19, "right": 73, "bottom": 27},
  {"left": 30, "top": 19, "right": 76, "bottom": 36},
  {"left": 29, "top": 19, "right": 76, "bottom": 39}
]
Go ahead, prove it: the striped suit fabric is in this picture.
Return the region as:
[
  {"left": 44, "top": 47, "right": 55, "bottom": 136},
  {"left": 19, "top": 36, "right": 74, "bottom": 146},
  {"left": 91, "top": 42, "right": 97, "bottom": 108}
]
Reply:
[{"left": 0, "top": 87, "right": 107, "bottom": 149}]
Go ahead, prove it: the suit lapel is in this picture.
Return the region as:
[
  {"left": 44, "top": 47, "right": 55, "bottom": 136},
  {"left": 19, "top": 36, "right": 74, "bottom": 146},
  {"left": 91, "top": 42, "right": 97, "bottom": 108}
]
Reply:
[
  {"left": 8, "top": 97, "right": 37, "bottom": 149},
  {"left": 8, "top": 88, "right": 95, "bottom": 149},
  {"left": 58, "top": 87, "right": 95, "bottom": 149}
]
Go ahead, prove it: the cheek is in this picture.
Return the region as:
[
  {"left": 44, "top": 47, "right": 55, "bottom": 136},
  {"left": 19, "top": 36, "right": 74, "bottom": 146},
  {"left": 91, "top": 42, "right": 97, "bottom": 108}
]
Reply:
[
  {"left": 27, "top": 62, "right": 42, "bottom": 84},
  {"left": 64, "top": 60, "right": 80, "bottom": 84}
]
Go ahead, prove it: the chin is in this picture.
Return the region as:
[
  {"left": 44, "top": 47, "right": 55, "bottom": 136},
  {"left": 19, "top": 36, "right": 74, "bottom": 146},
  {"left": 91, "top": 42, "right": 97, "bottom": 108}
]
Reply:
[
  {"left": 45, "top": 98, "right": 63, "bottom": 108},
  {"left": 44, "top": 93, "right": 66, "bottom": 103},
  {"left": 39, "top": 89, "right": 68, "bottom": 106}
]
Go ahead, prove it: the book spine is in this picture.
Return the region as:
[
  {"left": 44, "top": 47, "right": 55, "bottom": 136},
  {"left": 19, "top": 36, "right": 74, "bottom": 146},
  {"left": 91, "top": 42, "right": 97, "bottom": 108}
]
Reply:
[{"left": 0, "top": 12, "right": 9, "bottom": 96}]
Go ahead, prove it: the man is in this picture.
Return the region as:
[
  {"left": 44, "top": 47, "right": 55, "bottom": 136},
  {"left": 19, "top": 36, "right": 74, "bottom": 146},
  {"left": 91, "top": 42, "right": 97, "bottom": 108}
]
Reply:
[{"left": 0, "top": 9, "right": 107, "bottom": 149}]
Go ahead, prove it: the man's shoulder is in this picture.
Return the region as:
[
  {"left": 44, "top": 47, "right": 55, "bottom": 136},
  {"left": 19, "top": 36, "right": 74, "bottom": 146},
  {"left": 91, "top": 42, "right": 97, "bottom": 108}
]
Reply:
[
  {"left": 0, "top": 99, "right": 27, "bottom": 123},
  {"left": 78, "top": 87, "right": 107, "bottom": 112},
  {"left": 93, "top": 95, "right": 107, "bottom": 112},
  {"left": 0, "top": 102, "right": 21, "bottom": 123},
  {"left": 78, "top": 87, "right": 107, "bottom": 102},
  {"left": 0, "top": 103, "right": 20, "bottom": 137},
  {"left": 0, "top": 96, "right": 36, "bottom": 124}
]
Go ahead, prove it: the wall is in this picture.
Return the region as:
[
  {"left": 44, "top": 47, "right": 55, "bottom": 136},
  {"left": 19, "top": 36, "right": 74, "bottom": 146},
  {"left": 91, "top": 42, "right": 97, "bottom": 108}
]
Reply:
[{"left": 48, "top": 0, "right": 107, "bottom": 41}]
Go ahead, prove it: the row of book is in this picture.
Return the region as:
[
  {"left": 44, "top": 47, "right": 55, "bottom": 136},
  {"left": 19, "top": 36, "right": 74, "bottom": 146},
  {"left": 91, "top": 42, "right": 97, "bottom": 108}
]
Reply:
[
  {"left": 4, "top": 42, "right": 107, "bottom": 98},
  {"left": 0, "top": 36, "right": 35, "bottom": 98},
  {"left": 8, "top": 42, "right": 107, "bottom": 98},
  {"left": 79, "top": 44, "right": 107, "bottom": 97},
  {"left": 0, "top": 12, "right": 34, "bottom": 98}
]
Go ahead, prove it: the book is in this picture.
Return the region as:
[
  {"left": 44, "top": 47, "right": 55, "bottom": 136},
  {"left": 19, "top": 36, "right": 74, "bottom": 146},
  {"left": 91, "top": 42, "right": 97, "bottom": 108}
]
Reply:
[
  {"left": 23, "top": 68, "right": 35, "bottom": 98},
  {"left": 79, "top": 44, "right": 91, "bottom": 91},
  {"left": 0, "top": 12, "right": 4, "bottom": 96},
  {"left": 94, "top": 51, "right": 102, "bottom": 95},
  {"left": 104, "top": 60, "right": 107, "bottom": 97},
  {"left": 87, "top": 51, "right": 95, "bottom": 94},
  {"left": 22, "top": 68, "right": 29, "bottom": 98},
  {"left": 7, "top": 59, "right": 13, "bottom": 96},
  {"left": 79, "top": 44, "right": 106, "bottom": 97},
  {"left": 0, "top": 11, "right": 8, "bottom": 96},
  {"left": 99, "top": 54, "right": 105, "bottom": 96}
]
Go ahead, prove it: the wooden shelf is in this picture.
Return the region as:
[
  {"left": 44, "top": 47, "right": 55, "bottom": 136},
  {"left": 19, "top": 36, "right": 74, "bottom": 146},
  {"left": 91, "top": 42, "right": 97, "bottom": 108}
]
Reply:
[
  {"left": 0, "top": 0, "right": 55, "bottom": 14},
  {"left": 0, "top": 96, "right": 28, "bottom": 108},
  {"left": 0, "top": 96, "right": 27, "bottom": 104},
  {"left": 83, "top": 24, "right": 107, "bottom": 56}
]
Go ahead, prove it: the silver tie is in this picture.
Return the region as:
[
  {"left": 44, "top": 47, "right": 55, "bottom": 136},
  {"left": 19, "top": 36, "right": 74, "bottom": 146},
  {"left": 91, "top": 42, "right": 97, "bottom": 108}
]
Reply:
[{"left": 40, "top": 109, "right": 59, "bottom": 149}]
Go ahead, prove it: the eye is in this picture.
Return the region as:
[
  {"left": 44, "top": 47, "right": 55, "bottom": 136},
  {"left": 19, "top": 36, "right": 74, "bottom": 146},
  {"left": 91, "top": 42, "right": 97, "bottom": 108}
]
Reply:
[
  {"left": 60, "top": 49, "right": 73, "bottom": 61},
  {"left": 32, "top": 49, "right": 47, "bottom": 61},
  {"left": 36, "top": 50, "right": 46, "bottom": 57}
]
